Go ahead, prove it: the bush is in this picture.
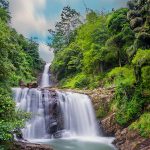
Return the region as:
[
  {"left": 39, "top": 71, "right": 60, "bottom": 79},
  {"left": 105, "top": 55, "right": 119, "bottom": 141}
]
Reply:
[
  {"left": 61, "top": 73, "right": 89, "bottom": 89},
  {"left": 96, "top": 105, "right": 107, "bottom": 119},
  {"left": 107, "top": 67, "right": 136, "bottom": 86},
  {"left": 142, "top": 66, "right": 150, "bottom": 88},
  {"left": 0, "top": 88, "right": 30, "bottom": 141},
  {"left": 130, "top": 113, "right": 150, "bottom": 138},
  {"left": 116, "top": 97, "right": 142, "bottom": 126},
  {"left": 132, "top": 49, "right": 150, "bottom": 66}
]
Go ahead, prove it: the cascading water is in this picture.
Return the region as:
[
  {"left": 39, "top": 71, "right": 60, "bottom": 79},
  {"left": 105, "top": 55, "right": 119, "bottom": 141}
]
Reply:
[
  {"left": 40, "top": 63, "right": 51, "bottom": 88},
  {"left": 57, "top": 92, "right": 99, "bottom": 137},
  {"left": 12, "top": 88, "right": 50, "bottom": 139},
  {"left": 12, "top": 63, "right": 52, "bottom": 139}
]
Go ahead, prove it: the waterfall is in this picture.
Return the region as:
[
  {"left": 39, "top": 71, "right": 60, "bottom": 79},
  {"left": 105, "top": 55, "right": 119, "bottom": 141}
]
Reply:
[
  {"left": 12, "top": 88, "right": 51, "bottom": 139},
  {"left": 57, "top": 92, "right": 99, "bottom": 137},
  {"left": 40, "top": 63, "right": 51, "bottom": 88},
  {"left": 12, "top": 63, "right": 99, "bottom": 140}
]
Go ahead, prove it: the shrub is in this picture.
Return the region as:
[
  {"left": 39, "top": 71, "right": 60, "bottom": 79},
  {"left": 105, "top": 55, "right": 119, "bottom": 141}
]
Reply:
[
  {"left": 0, "top": 88, "right": 30, "bottom": 141},
  {"left": 130, "top": 113, "right": 150, "bottom": 138},
  {"left": 96, "top": 105, "right": 108, "bottom": 119},
  {"left": 116, "top": 97, "right": 142, "bottom": 126},
  {"left": 142, "top": 66, "right": 150, "bottom": 88},
  {"left": 61, "top": 73, "right": 89, "bottom": 89},
  {"left": 107, "top": 67, "right": 136, "bottom": 86}
]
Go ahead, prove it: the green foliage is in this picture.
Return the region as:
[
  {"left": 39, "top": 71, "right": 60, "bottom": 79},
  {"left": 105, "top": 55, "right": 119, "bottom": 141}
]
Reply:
[
  {"left": 130, "top": 113, "right": 150, "bottom": 138},
  {"left": 142, "top": 66, "right": 150, "bottom": 88},
  {"left": 132, "top": 49, "right": 150, "bottom": 66},
  {"left": 0, "top": 88, "right": 30, "bottom": 141},
  {"left": 132, "top": 49, "right": 150, "bottom": 83},
  {"left": 107, "top": 67, "right": 136, "bottom": 86},
  {"left": 61, "top": 73, "right": 89, "bottom": 89},
  {"left": 50, "top": 0, "right": 150, "bottom": 131},
  {"left": 49, "top": 6, "right": 81, "bottom": 52},
  {"left": 116, "top": 96, "right": 142, "bottom": 126},
  {"left": 0, "top": 0, "right": 9, "bottom": 22},
  {"left": 51, "top": 43, "right": 82, "bottom": 80},
  {"left": 0, "top": 4, "right": 43, "bottom": 141},
  {"left": 96, "top": 105, "right": 107, "bottom": 119},
  {"left": 107, "top": 8, "right": 129, "bottom": 33}
]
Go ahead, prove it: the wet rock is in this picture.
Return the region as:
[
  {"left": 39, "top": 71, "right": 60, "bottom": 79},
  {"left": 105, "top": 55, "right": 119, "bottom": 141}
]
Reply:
[
  {"left": 31, "top": 82, "right": 38, "bottom": 88},
  {"left": 27, "top": 82, "right": 38, "bottom": 88},
  {"left": 19, "top": 80, "right": 26, "bottom": 88}
]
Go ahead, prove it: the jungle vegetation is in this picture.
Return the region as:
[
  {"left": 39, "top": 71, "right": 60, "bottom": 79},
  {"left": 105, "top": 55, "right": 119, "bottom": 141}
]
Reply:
[
  {"left": 0, "top": 0, "right": 43, "bottom": 142},
  {"left": 50, "top": 0, "right": 150, "bottom": 137}
]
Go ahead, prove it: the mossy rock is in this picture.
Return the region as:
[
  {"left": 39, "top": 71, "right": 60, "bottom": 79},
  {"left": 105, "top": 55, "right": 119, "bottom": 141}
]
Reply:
[
  {"left": 127, "top": 10, "right": 141, "bottom": 20},
  {"left": 130, "top": 17, "right": 143, "bottom": 29},
  {"left": 134, "top": 26, "right": 149, "bottom": 33},
  {"left": 137, "top": 32, "right": 150, "bottom": 45}
]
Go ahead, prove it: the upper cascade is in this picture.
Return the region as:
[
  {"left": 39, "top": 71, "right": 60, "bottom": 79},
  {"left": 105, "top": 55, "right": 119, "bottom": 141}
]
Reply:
[{"left": 40, "top": 63, "right": 51, "bottom": 88}]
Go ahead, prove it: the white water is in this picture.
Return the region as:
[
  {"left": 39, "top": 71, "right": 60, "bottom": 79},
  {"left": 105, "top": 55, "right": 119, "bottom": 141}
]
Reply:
[
  {"left": 40, "top": 63, "right": 51, "bottom": 88},
  {"left": 57, "top": 91, "right": 99, "bottom": 137},
  {"left": 12, "top": 88, "right": 50, "bottom": 139},
  {"left": 12, "top": 63, "right": 52, "bottom": 139}
]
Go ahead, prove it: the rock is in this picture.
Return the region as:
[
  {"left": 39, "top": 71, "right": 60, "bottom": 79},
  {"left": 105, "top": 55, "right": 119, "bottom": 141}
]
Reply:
[
  {"left": 100, "top": 113, "right": 122, "bottom": 136},
  {"left": 27, "top": 82, "right": 38, "bottom": 88},
  {"left": 11, "top": 141, "right": 53, "bottom": 150},
  {"left": 130, "top": 17, "right": 143, "bottom": 29},
  {"left": 113, "top": 128, "right": 150, "bottom": 150},
  {"left": 31, "top": 82, "right": 38, "bottom": 88},
  {"left": 19, "top": 80, "right": 26, "bottom": 88}
]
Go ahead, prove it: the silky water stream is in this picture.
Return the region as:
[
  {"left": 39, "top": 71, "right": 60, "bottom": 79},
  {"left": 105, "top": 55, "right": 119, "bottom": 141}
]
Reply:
[{"left": 12, "top": 63, "right": 116, "bottom": 150}]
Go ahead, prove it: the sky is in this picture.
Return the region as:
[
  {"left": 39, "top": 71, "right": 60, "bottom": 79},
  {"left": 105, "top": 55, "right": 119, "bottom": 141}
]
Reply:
[{"left": 9, "top": 0, "right": 128, "bottom": 63}]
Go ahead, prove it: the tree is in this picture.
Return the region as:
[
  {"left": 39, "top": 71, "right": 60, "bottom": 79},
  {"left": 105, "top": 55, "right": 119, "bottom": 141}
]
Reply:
[
  {"left": 49, "top": 6, "right": 81, "bottom": 52},
  {"left": 132, "top": 49, "right": 150, "bottom": 83},
  {"left": 0, "top": 0, "right": 10, "bottom": 22},
  {"left": 0, "top": 0, "right": 9, "bottom": 9}
]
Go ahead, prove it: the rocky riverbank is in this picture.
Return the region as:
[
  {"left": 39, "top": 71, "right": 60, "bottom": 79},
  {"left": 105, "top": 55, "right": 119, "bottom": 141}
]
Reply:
[{"left": 11, "top": 141, "right": 53, "bottom": 150}]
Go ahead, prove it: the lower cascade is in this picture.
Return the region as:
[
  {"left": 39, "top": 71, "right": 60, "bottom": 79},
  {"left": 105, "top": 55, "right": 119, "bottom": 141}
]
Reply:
[
  {"left": 12, "top": 88, "right": 99, "bottom": 139},
  {"left": 57, "top": 92, "right": 99, "bottom": 137}
]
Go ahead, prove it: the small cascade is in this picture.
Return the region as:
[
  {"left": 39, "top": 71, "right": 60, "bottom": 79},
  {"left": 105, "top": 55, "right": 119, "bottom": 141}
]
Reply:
[
  {"left": 57, "top": 92, "right": 99, "bottom": 137},
  {"left": 40, "top": 63, "right": 51, "bottom": 88},
  {"left": 12, "top": 88, "right": 50, "bottom": 139}
]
